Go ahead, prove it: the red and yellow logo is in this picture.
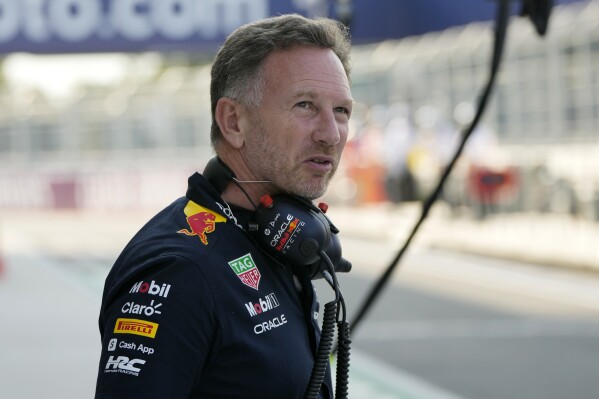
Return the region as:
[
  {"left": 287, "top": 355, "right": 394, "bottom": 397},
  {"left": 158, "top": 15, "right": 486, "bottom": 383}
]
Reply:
[
  {"left": 178, "top": 201, "right": 226, "bottom": 245},
  {"left": 114, "top": 318, "right": 159, "bottom": 338}
]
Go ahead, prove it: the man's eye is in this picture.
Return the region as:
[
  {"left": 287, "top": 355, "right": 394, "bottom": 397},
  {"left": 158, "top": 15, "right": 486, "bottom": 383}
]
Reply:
[
  {"left": 296, "top": 101, "right": 310, "bottom": 109},
  {"left": 335, "top": 107, "right": 351, "bottom": 116}
]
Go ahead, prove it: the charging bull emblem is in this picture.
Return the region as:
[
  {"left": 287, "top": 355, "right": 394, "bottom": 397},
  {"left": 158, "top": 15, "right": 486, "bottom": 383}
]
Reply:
[{"left": 178, "top": 201, "right": 226, "bottom": 245}]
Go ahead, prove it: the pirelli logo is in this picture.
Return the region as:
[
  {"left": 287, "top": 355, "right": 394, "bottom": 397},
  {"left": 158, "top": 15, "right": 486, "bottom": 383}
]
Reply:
[{"left": 114, "top": 318, "right": 159, "bottom": 338}]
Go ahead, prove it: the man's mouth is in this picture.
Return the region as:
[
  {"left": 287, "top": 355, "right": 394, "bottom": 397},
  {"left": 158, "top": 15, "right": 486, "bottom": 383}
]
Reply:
[{"left": 305, "top": 156, "right": 334, "bottom": 172}]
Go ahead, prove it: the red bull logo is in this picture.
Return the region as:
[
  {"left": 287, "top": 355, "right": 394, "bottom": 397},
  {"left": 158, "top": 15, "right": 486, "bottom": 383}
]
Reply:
[
  {"left": 275, "top": 217, "right": 301, "bottom": 252},
  {"left": 178, "top": 201, "right": 226, "bottom": 245}
]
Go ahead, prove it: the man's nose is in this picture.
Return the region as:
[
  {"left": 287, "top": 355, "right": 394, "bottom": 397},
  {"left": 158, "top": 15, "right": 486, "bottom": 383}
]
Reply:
[{"left": 313, "top": 110, "right": 341, "bottom": 145}]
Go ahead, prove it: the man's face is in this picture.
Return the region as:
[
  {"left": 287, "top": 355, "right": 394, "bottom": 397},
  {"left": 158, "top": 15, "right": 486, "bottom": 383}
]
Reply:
[{"left": 241, "top": 46, "right": 353, "bottom": 200}]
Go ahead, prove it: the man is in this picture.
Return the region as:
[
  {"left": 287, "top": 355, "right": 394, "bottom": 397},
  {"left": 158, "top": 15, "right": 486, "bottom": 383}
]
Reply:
[{"left": 95, "top": 13, "right": 353, "bottom": 399}]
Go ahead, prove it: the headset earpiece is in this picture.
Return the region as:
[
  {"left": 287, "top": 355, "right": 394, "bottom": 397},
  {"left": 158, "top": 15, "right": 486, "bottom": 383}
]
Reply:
[
  {"left": 250, "top": 194, "right": 331, "bottom": 266},
  {"left": 249, "top": 194, "right": 352, "bottom": 277}
]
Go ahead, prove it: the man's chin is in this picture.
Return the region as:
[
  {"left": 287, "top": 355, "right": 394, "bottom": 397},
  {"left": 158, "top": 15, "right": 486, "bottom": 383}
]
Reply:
[
  {"left": 282, "top": 171, "right": 332, "bottom": 199},
  {"left": 293, "top": 182, "right": 329, "bottom": 200}
]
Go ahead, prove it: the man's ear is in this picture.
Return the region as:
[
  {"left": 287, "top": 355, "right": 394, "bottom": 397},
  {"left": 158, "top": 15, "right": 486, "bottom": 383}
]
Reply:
[{"left": 215, "top": 97, "right": 245, "bottom": 149}]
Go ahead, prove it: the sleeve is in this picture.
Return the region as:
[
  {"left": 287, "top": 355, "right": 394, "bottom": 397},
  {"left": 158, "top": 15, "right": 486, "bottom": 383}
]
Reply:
[{"left": 95, "top": 254, "right": 221, "bottom": 399}]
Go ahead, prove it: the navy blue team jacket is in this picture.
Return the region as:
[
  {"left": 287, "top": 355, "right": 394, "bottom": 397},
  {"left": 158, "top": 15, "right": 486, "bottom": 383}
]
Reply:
[{"left": 95, "top": 172, "right": 333, "bottom": 398}]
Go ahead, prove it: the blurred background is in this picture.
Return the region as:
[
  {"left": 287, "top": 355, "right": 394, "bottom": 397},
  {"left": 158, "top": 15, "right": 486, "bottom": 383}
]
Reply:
[{"left": 1, "top": 0, "right": 599, "bottom": 398}]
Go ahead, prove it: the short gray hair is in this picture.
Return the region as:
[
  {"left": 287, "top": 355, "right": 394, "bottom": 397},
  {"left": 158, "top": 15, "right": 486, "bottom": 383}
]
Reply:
[{"left": 209, "top": 14, "right": 352, "bottom": 148}]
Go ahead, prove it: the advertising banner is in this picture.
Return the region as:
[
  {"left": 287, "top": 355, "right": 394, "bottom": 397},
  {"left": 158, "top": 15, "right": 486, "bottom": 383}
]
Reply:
[{"left": 1, "top": 0, "right": 579, "bottom": 55}]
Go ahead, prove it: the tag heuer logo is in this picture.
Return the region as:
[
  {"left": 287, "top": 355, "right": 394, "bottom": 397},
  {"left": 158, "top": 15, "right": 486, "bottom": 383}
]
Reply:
[{"left": 228, "top": 253, "right": 261, "bottom": 290}]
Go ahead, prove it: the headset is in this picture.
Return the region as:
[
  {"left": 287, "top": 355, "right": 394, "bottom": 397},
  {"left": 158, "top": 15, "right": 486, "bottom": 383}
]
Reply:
[{"left": 203, "top": 156, "right": 352, "bottom": 279}]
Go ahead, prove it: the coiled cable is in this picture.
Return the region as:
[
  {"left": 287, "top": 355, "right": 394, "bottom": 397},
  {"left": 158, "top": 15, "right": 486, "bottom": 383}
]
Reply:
[
  {"left": 335, "top": 320, "right": 351, "bottom": 399},
  {"left": 303, "top": 301, "right": 337, "bottom": 399},
  {"left": 303, "top": 250, "right": 351, "bottom": 399}
]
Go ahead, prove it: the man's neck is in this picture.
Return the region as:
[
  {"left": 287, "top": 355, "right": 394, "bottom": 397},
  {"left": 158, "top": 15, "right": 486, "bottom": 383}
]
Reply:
[{"left": 220, "top": 182, "right": 272, "bottom": 210}]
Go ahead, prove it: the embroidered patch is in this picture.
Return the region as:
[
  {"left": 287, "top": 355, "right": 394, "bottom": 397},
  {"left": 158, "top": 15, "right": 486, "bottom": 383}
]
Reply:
[
  {"left": 178, "top": 201, "right": 226, "bottom": 245},
  {"left": 228, "top": 253, "right": 262, "bottom": 290}
]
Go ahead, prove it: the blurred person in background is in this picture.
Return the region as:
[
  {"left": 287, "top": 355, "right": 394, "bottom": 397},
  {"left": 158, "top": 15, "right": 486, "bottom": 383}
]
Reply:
[
  {"left": 94, "top": 14, "right": 353, "bottom": 399},
  {"left": 382, "top": 104, "right": 417, "bottom": 203}
]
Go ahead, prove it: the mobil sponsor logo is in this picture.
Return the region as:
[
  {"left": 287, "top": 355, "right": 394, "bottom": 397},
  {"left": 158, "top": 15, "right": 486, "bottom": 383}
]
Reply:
[
  {"left": 178, "top": 200, "right": 226, "bottom": 245},
  {"left": 104, "top": 355, "right": 146, "bottom": 377},
  {"left": 121, "top": 300, "right": 162, "bottom": 317},
  {"left": 228, "top": 253, "right": 261, "bottom": 290},
  {"left": 129, "top": 280, "right": 171, "bottom": 298},
  {"left": 245, "top": 293, "right": 280, "bottom": 317},
  {"left": 107, "top": 338, "right": 155, "bottom": 356},
  {"left": 114, "top": 318, "right": 159, "bottom": 338}
]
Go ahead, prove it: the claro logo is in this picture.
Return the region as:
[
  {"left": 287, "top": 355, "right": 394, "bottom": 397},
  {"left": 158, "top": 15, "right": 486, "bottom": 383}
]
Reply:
[{"left": 129, "top": 280, "right": 171, "bottom": 298}]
